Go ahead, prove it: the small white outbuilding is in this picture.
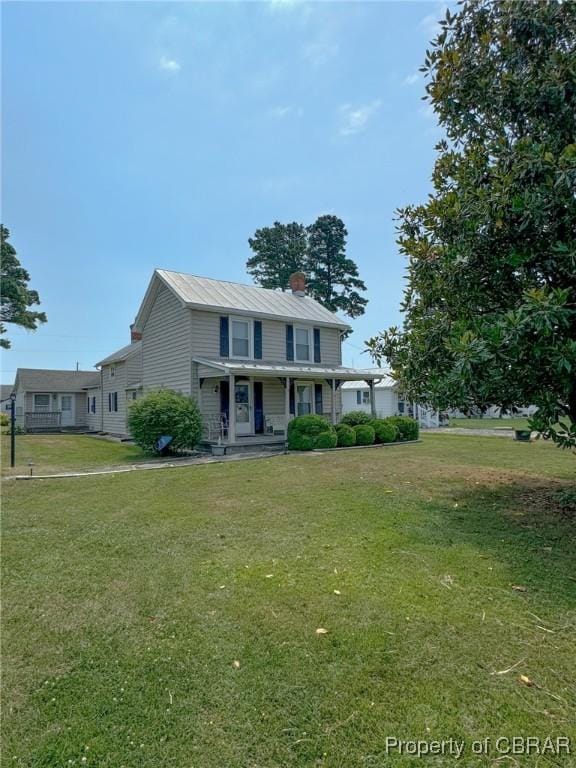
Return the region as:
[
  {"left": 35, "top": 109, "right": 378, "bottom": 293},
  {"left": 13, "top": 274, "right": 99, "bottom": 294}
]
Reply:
[{"left": 340, "top": 370, "right": 439, "bottom": 428}]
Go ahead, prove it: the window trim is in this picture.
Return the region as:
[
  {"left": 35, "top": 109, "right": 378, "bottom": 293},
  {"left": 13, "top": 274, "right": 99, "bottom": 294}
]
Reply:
[
  {"left": 229, "top": 315, "right": 253, "bottom": 360},
  {"left": 294, "top": 326, "right": 312, "bottom": 363},
  {"left": 295, "top": 380, "right": 313, "bottom": 417}
]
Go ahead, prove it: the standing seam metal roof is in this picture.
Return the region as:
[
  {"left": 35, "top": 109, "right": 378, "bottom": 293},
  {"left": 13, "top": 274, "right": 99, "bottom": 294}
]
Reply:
[{"left": 157, "top": 269, "right": 351, "bottom": 328}]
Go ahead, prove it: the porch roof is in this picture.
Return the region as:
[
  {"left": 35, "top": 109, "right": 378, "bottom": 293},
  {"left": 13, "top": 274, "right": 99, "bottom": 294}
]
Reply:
[{"left": 193, "top": 357, "right": 382, "bottom": 381}]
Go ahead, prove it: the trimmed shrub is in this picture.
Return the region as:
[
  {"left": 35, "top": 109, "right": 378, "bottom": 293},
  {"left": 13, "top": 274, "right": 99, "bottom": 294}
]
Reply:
[
  {"left": 340, "top": 410, "right": 372, "bottom": 426},
  {"left": 354, "top": 424, "right": 375, "bottom": 446},
  {"left": 0, "top": 413, "right": 9, "bottom": 427},
  {"left": 315, "top": 431, "right": 338, "bottom": 450},
  {"left": 287, "top": 414, "right": 336, "bottom": 451},
  {"left": 370, "top": 419, "right": 398, "bottom": 444},
  {"left": 127, "top": 389, "right": 203, "bottom": 454},
  {"left": 387, "top": 416, "right": 419, "bottom": 441},
  {"left": 335, "top": 423, "right": 356, "bottom": 447}
]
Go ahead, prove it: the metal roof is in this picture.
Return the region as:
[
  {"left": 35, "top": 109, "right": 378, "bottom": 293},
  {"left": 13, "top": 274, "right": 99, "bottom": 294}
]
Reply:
[
  {"left": 157, "top": 269, "right": 351, "bottom": 329},
  {"left": 341, "top": 370, "right": 396, "bottom": 389},
  {"left": 194, "top": 357, "right": 379, "bottom": 380},
  {"left": 96, "top": 341, "right": 142, "bottom": 367},
  {"left": 14, "top": 368, "right": 100, "bottom": 392}
]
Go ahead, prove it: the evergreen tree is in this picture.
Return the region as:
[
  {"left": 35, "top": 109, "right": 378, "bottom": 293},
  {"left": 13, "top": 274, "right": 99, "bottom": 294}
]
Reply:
[
  {"left": 247, "top": 222, "right": 308, "bottom": 290},
  {"left": 1, "top": 226, "right": 47, "bottom": 349}
]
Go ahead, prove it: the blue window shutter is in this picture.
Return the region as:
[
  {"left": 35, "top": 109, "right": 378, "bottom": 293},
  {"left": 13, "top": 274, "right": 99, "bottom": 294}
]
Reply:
[
  {"left": 286, "top": 324, "right": 294, "bottom": 361},
  {"left": 356, "top": 391, "right": 361, "bottom": 405},
  {"left": 315, "top": 383, "right": 323, "bottom": 415},
  {"left": 254, "top": 320, "right": 262, "bottom": 359},
  {"left": 313, "top": 328, "right": 321, "bottom": 363},
  {"left": 108, "top": 393, "right": 111, "bottom": 412},
  {"left": 220, "top": 317, "right": 229, "bottom": 357},
  {"left": 289, "top": 380, "right": 295, "bottom": 415}
]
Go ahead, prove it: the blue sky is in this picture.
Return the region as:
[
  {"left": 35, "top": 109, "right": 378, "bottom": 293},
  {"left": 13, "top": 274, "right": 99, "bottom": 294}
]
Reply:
[{"left": 2, "top": 0, "right": 446, "bottom": 383}]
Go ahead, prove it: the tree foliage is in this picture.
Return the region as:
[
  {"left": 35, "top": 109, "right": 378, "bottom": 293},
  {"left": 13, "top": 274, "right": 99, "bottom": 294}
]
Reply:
[
  {"left": 247, "top": 215, "right": 368, "bottom": 319},
  {"left": 247, "top": 222, "right": 308, "bottom": 290},
  {"left": 367, "top": 0, "right": 576, "bottom": 449},
  {"left": 0, "top": 226, "right": 47, "bottom": 349}
]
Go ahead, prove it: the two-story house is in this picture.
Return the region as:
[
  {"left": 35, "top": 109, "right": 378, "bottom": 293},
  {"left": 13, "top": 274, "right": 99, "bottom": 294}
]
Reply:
[{"left": 125, "top": 269, "right": 379, "bottom": 448}]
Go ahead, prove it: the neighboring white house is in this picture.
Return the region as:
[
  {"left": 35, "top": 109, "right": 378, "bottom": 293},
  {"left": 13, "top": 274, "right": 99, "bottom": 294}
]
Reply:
[
  {"left": 12, "top": 369, "right": 100, "bottom": 431},
  {"left": 341, "top": 371, "right": 440, "bottom": 428}
]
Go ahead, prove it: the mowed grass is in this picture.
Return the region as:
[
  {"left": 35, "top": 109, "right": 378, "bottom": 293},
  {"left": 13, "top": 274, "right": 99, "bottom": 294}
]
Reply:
[
  {"left": 449, "top": 417, "right": 530, "bottom": 430},
  {"left": 3, "top": 435, "right": 575, "bottom": 767},
  {"left": 1, "top": 434, "right": 147, "bottom": 476}
]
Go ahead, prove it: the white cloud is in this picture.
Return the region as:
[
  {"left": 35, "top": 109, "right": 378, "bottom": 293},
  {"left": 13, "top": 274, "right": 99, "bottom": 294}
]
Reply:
[
  {"left": 159, "top": 55, "right": 181, "bottom": 73},
  {"left": 302, "top": 39, "right": 339, "bottom": 67},
  {"left": 420, "top": 4, "right": 449, "bottom": 38},
  {"left": 338, "top": 99, "right": 382, "bottom": 136},
  {"left": 269, "top": 105, "right": 304, "bottom": 119},
  {"left": 403, "top": 72, "right": 421, "bottom": 86}
]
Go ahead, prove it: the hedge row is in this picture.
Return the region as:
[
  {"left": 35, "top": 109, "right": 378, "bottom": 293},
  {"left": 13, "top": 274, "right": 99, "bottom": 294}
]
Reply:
[{"left": 288, "top": 414, "right": 419, "bottom": 450}]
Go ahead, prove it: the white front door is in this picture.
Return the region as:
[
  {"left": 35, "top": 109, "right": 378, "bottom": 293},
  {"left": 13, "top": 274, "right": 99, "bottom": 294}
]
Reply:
[
  {"left": 296, "top": 383, "right": 313, "bottom": 416},
  {"left": 59, "top": 394, "right": 75, "bottom": 427},
  {"left": 234, "top": 381, "right": 252, "bottom": 436}
]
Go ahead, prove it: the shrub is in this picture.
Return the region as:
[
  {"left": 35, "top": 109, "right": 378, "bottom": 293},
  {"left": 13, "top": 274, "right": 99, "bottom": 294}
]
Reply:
[
  {"left": 0, "top": 413, "right": 9, "bottom": 427},
  {"left": 127, "top": 389, "right": 203, "bottom": 454},
  {"left": 314, "top": 431, "right": 338, "bottom": 450},
  {"left": 354, "top": 424, "right": 375, "bottom": 446},
  {"left": 370, "top": 419, "right": 398, "bottom": 444},
  {"left": 340, "top": 410, "right": 372, "bottom": 426},
  {"left": 335, "top": 423, "right": 356, "bottom": 447},
  {"left": 287, "top": 414, "right": 336, "bottom": 451},
  {"left": 387, "top": 416, "right": 419, "bottom": 441}
]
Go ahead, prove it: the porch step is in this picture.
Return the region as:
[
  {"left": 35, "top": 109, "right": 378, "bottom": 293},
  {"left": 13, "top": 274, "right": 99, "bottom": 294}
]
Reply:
[{"left": 200, "top": 439, "right": 286, "bottom": 456}]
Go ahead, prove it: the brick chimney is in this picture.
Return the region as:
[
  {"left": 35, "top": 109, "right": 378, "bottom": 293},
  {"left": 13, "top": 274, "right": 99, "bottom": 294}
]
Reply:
[
  {"left": 130, "top": 324, "right": 142, "bottom": 342},
  {"left": 289, "top": 271, "right": 306, "bottom": 297}
]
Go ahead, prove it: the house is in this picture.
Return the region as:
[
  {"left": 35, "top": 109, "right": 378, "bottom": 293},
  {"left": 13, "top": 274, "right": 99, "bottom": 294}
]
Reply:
[
  {"left": 341, "top": 371, "right": 439, "bottom": 428},
  {"left": 12, "top": 369, "right": 100, "bottom": 431},
  {"left": 124, "top": 269, "right": 380, "bottom": 448},
  {"left": 1, "top": 384, "right": 14, "bottom": 413},
  {"left": 87, "top": 336, "right": 143, "bottom": 435}
]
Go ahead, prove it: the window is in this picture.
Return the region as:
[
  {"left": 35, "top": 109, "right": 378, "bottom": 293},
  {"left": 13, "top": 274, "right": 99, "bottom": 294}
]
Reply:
[
  {"left": 108, "top": 392, "right": 118, "bottom": 412},
  {"left": 231, "top": 318, "right": 251, "bottom": 358},
  {"left": 34, "top": 394, "right": 51, "bottom": 412},
  {"left": 110, "top": 365, "right": 116, "bottom": 378},
  {"left": 296, "top": 383, "right": 312, "bottom": 416},
  {"left": 356, "top": 390, "right": 370, "bottom": 405},
  {"left": 295, "top": 327, "right": 311, "bottom": 362},
  {"left": 91, "top": 396, "right": 96, "bottom": 414}
]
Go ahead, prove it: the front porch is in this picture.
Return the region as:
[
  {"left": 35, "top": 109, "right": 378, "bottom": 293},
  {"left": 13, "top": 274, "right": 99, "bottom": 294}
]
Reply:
[{"left": 194, "top": 358, "right": 380, "bottom": 450}]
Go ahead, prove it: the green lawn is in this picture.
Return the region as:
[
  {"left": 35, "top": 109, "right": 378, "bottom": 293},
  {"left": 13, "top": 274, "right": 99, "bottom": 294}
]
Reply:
[
  {"left": 449, "top": 417, "right": 531, "bottom": 430},
  {"left": 1, "top": 434, "right": 147, "bottom": 475},
  {"left": 3, "top": 435, "right": 575, "bottom": 767}
]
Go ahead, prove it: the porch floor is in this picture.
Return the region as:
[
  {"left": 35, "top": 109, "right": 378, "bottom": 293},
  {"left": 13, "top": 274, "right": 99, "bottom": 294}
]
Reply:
[{"left": 200, "top": 434, "right": 287, "bottom": 454}]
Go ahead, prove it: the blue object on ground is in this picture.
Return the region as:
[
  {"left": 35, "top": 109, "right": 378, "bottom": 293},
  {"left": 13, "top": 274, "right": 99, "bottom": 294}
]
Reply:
[{"left": 155, "top": 435, "right": 173, "bottom": 453}]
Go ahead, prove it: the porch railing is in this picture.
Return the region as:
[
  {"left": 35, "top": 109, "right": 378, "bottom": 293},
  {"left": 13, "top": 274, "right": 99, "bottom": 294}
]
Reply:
[{"left": 25, "top": 411, "right": 61, "bottom": 430}]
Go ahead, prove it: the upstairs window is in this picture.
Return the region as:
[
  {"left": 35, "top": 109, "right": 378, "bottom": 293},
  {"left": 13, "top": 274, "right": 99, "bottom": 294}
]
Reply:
[
  {"left": 231, "top": 318, "right": 251, "bottom": 358},
  {"left": 110, "top": 365, "right": 116, "bottom": 378},
  {"left": 294, "top": 327, "right": 311, "bottom": 362}
]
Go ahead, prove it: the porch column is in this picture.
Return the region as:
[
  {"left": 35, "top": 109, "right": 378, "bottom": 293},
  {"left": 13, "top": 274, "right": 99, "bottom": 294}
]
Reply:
[
  {"left": 369, "top": 380, "right": 377, "bottom": 418},
  {"left": 331, "top": 379, "right": 336, "bottom": 424},
  {"left": 285, "top": 376, "right": 291, "bottom": 431},
  {"left": 228, "top": 374, "right": 235, "bottom": 443}
]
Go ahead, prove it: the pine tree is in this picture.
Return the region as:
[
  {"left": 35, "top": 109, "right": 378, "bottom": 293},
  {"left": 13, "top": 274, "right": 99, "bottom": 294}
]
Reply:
[{"left": 247, "top": 222, "right": 308, "bottom": 290}]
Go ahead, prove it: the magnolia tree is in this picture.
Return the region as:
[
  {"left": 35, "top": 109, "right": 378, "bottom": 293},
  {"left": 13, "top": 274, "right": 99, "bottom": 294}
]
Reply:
[{"left": 367, "top": 0, "right": 576, "bottom": 448}]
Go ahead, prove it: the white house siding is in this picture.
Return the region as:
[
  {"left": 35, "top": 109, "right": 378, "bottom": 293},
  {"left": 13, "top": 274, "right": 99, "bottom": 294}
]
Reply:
[
  {"left": 126, "top": 347, "right": 143, "bottom": 387},
  {"left": 342, "top": 387, "right": 399, "bottom": 419},
  {"left": 142, "top": 283, "right": 192, "bottom": 394},
  {"left": 190, "top": 308, "right": 342, "bottom": 366},
  {"left": 85, "top": 386, "right": 101, "bottom": 431},
  {"left": 101, "top": 361, "right": 128, "bottom": 435}
]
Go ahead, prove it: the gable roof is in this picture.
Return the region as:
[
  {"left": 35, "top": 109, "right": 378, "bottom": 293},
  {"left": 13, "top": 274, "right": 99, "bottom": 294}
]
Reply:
[
  {"left": 134, "top": 269, "right": 351, "bottom": 330},
  {"left": 96, "top": 341, "right": 142, "bottom": 367},
  {"left": 341, "top": 370, "right": 396, "bottom": 389},
  {"left": 1, "top": 384, "right": 14, "bottom": 402},
  {"left": 14, "top": 368, "right": 100, "bottom": 393}
]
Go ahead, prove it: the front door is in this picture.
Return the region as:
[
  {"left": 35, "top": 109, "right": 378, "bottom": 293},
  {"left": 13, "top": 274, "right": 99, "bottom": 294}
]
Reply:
[
  {"left": 235, "top": 381, "right": 252, "bottom": 436},
  {"left": 59, "top": 394, "right": 74, "bottom": 426}
]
